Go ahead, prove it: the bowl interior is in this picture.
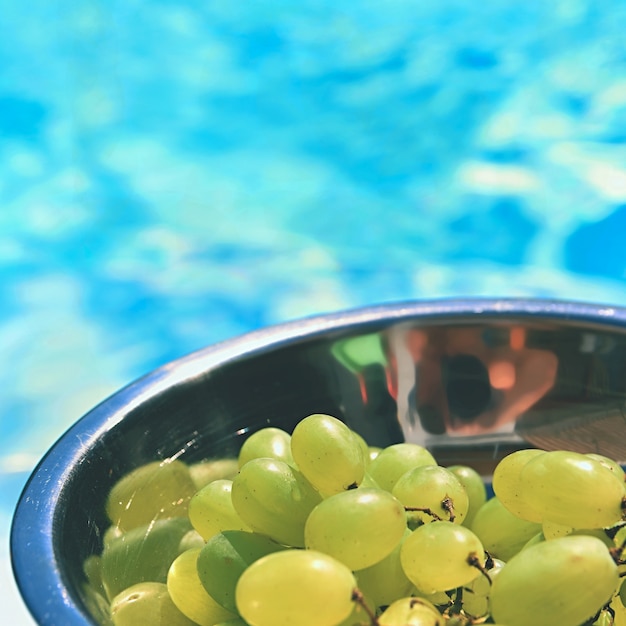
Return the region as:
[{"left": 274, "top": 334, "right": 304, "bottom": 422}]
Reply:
[{"left": 12, "top": 300, "right": 626, "bottom": 625}]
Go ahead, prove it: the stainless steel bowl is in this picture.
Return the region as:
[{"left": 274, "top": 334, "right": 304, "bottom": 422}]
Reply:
[{"left": 11, "top": 298, "right": 626, "bottom": 625}]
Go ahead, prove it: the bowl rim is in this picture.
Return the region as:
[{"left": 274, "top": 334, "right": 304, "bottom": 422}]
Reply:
[{"left": 10, "top": 296, "right": 626, "bottom": 625}]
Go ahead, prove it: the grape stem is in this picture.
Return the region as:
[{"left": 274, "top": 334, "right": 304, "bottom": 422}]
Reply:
[
  {"left": 467, "top": 552, "right": 492, "bottom": 584},
  {"left": 404, "top": 506, "right": 443, "bottom": 521},
  {"left": 351, "top": 588, "right": 380, "bottom": 626},
  {"left": 441, "top": 497, "right": 456, "bottom": 523}
]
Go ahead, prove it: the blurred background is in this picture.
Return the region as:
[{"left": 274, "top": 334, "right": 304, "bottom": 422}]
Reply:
[{"left": 2, "top": 0, "right": 626, "bottom": 622}]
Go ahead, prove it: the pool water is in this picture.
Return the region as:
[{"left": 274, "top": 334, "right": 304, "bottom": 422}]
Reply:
[{"left": 2, "top": 1, "right": 626, "bottom": 623}]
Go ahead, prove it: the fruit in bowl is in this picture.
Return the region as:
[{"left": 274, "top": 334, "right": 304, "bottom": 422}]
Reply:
[
  {"left": 11, "top": 299, "right": 626, "bottom": 625},
  {"left": 93, "top": 413, "right": 626, "bottom": 626}
]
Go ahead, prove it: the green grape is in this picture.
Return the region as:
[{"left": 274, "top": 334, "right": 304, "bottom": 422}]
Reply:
[
  {"left": 392, "top": 465, "right": 469, "bottom": 525},
  {"left": 492, "top": 448, "right": 545, "bottom": 523},
  {"left": 336, "top": 589, "right": 376, "bottom": 626},
  {"left": 167, "top": 548, "right": 237, "bottom": 626},
  {"left": 521, "top": 531, "right": 545, "bottom": 551},
  {"left": 235, "top": 549, "right": 357, "bottom": 626},
  {"left": 359, "top": 471, "right": 382, "bottom": 489},
  {"left": 411, "top": 588, "right": 452, "bottom": 608},
  {"left": 490, "top": 535, "right": 619, "bottom": 626},
  {"left": 447, "top": 465, "right": 487, "bottom": 527},
  {"left": 238, "top": 427, "right": 294, "bottom": 468},
  {"left": 197, "top": 530, "right": 285, "bottom": 613},
  {"left": 101, "top": 517, "right": 192, "bottom": 600},
  {"left": 400, "top": 521, "right": 485, "bottom": 594},
  {"left": 461, "top": 557, "right": 504, "bottom": 618},
  {"left": 368, "top": 446, "right": 382, "bottom": 463},
  {"left": 541, "top": 519, "right": 574, "bottom": 540},
  {"left": 188, "top": 479, "right": 251, "bottom": 540},
  {"left": 103, "top": 525, "right": 123, "bottom": 548},
  {"left": 189, "top": 459, "right": 239, "bottom": 490},
  {"left": 213, "top": 620, "right": 249, "bottom": 626},
  {"left": 352, "top": 431, "right": 371, "bottom": 464},
  {"left": 367, "top": 443, "right": 437, "bottom": 493},
  {"left": 178, "top": 529, "right": 205, "bottom": 552},
  {"left": 231, "top": 457, "right": 321, "bottom": 547},
  {"left": 594, "top": 608, "right": 616, "bottom": 626},
  {"left": 520, "top": 450, "right": 626, "bottom": 528},
  {"left": 83, "top": 554, "right": 105, "bottom": 596},
  {"left": 106, "top": 459, "right": 197, "bottom": 531},
  {"left": 541, "top": 521, "right": 614, "bottom": 549},
  {"left": 290, "top": 413, "right": 366, "bottom": 495},
  {"left": 612, "top": 586, "right": 626, "bottom": 626},
  {"left": 378, "top": 597, "right": 444, "bottom": 625},
  {"left": 82, "top": 583, "right": 114, "bottom": 626},
  {"left": 470, "top": 496, "right": 541, "bottom": 561},
  {"left": 587, "top": 453, "right": 626, "bottom": 482},
  {"left": 305, "top": 487, "right": 406, "bottom": 570},
  {"left": 355, "top": 528, "right": 413, "bottom": 608},
  {"left": 110, "top": 582, "right": 197, "bottom": 626},
  {"left": 620, "top": 577, "right": 626, "bottom": 608}
]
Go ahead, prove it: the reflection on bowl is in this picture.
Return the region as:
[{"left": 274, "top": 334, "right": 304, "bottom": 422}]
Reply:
[{"left": 10, "top": 298, "right": 626, "bottom": 625}]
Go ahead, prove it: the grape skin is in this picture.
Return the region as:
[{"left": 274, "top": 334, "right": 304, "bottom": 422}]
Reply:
[
  {"left": 235, "top": 549, "right": 357, "bottom": 626},
  {"left": 490, "top": 535, "right": 619, "bottom": 626}
]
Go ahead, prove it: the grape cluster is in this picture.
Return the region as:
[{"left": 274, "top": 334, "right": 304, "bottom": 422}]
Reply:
[{"left": 84, "top": 413, "right": 626, "bottom": 626}]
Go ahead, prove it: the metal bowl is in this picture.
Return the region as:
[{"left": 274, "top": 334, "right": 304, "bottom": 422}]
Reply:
[{"left": 11, "top": 298, "right": 626, "bottom": 625}]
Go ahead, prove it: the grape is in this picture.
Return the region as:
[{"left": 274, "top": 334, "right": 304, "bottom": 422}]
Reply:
[
  {"left": 447, "top": 465, "right": 487, "bottom": 527},
  {"left": 378, "top": 597, "right": 444, "bottom": 625},
  {"left": 109, "top": 582, "right": 196, "bottom": 626},
  {"left": 368, "top": 446, "right": 382, "bottom": 463},
  {"left": 101, "top": 517, "right": 192, "bottom": 600},
  {"left": 520, "top": 450, "right": 626, "bottom": 528},
  {"left": 490, "top": 535, "right": 619, "bottom": 626},
  {"left": 238, "top": 427, "right": 294, "bottom": 468},
  {"left": 392, "top": 465, "right": 469, "bottom": 525},
  {"left": 470, "top": 496, "right": 541, "bottom": 561},
  {"left": 83, "top": 554, "right": 105, "bottom": 596},
  {"left": 594, "top": 609, "right": 616, "bottom": 626},
  {"left": 367, "top": 443, "right": 436, "bottom": 493},
  {"left": 411, "top": 588, "right": 452, "bottom": 608},
  {"left": 541, "top": 519, "right": 574, "bottom": 540},
  {"left": 351, "top": 431, "right": 371, "bottom": 465},
  {"left": 541, "top": 521, "right": 615, "bottom": 549},
  {"left": 290, "top": 413, "right": 366, "bottom": 495},
  {"left": 103, "top": 525, "right": 123, "bottom": 548},
  {"left": 355, "top": 528, "right": 413, "bottom": 608},
  {"left": 611, "top": 587, "right": 626, "bottom": 626},
  {"left": 213, "top": 620, "right": 249, "bottom": 626},
  {"left": 620, "top": 577, "right": 626, "bottom": 608},
  {"left": 188, "top": 479, "right": 251, "bottom": 540},
  {"left": 231, "top": 457, "right": 321, "bottom": 547},
  {"left": 167, "top": 548, "right": 237, "bottom": 626},
  {"left": 400, "top": 521, "right": 485, "bottom": 594},
  {"left": 82, "top": 583, "right": 114, "bottom": 626},
  {"left": 304, "top": 488, "right": 406, "bottom": 570},
  {"left": 461, "top": 557, "right": 504, "bottom": 618},
  {"left": 106, "top": 459, "right": 197, "bottom": 531},
  {"left": 492, "top": 448, "right": 545, "bottom": 522},
  {"left": 359, "top": 471, "right": 382, "bottom": 489},
  {"left": 178, "top": 529, "right": 205, "bottom": 552},
  {"left": 587, "top": 453, "right": 626, "bottom": 482},
  {"left": 235, "top": 549, "right": 357, "bottom": 626},
  {"left": 189, "top": 459, "right": 239, "bottom": 490},
  {"left": 197, "top": 530, "right": 285, "bottom": 613},
  {"left": 337, "top": 590, "right": 376, "bottom": 626}
]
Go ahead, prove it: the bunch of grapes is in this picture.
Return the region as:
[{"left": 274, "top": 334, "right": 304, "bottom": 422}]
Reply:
[{"left": 84, "top": 413, "right": 626, "bottom": 626}]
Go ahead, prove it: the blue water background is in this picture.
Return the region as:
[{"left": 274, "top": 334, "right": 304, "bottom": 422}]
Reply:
[{"left": 2, "top": 1, "right": 626, "bottom": 622}]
